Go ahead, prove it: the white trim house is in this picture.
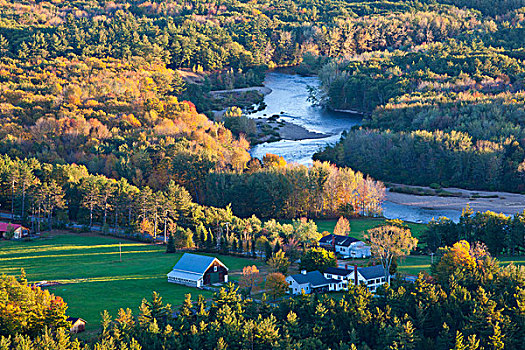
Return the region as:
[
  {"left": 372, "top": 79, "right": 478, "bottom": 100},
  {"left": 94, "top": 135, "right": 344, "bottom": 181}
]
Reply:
[
  {"left": 286, "top": 270, "right": 344, "bottom": 295},
  {"left": 319, "top": 234, "right": 371, "bottom": 258},
  {"left": 323, "top": 265, "right": 390, "bottom": 293}
]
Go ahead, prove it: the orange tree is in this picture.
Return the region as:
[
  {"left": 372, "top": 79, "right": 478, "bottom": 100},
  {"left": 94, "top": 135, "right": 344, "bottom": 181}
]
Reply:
[{"left": 239, "top": 265, "right": 262, "bottom": 296}]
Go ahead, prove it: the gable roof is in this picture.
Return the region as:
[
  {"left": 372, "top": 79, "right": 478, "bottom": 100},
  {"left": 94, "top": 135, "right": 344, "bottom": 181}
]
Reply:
[
  {"left": 358, "top": 265, "right": 387, "bottom": 280},
  {"left": 288, "top": 271, "right": 332, "bottom": 287},
  {"left": 172, "top": 253, "right": 228, "bottom": 275},
  {"left": 67, "top": 317, "right": 86, "bottom": 324},
  {"left": 319, "top": 234, "right": 359, "bottom": 247},
  {"left": 0, "top": 223, "right": 23, "bottom": 232},
  {"left": 324, "top": 267, "right": 354, "bottom": 277}
]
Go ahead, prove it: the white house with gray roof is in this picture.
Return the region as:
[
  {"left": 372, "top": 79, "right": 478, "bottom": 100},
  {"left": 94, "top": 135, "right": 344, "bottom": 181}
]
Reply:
[
  {"left": 285, "top": 270, "right": 344, "bottom": 295},
  {"left": 357, "top": 265, "right": 389, "bottom": 292},
  {"left": 167, "top": 253, "right": 228, "bottom": 288},
  {"left": 323, "top": 265, "right": 390, "bottom": 293},
  {"left": 318, "top": 234, "right": 371, "bottom": 258}
]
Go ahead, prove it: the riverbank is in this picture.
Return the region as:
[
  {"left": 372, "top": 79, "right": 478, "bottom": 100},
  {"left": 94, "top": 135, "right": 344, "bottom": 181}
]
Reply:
[
  {"left": 210, "top": 86, "right": 272, "bottom": 97},
  {"left": 386, "top": 183, "right": 525, "bottom": 217},
  {"left": 254, "top": 116, "right": 329, "bottom": 142}
]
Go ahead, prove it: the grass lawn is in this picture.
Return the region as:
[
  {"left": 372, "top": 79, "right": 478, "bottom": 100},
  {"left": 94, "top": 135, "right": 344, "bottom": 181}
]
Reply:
[
  {"left": 316, "top": 217, "right": 428, "bottom": 240},
  {"left": 0, "top": 232, "right": 261, "bottom": 331}
]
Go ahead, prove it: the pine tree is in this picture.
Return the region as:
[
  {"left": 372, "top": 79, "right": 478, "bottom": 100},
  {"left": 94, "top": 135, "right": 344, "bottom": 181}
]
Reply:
[
  {"left": 273, "top": 240, "right": 281, "bottom": 254},
  {"left": 265, "top": 240, "right": 273, "bottom": 261},
  {"left": 166, "top": 234, "right": 176, "bottom": 253},
  {"left": 251, "top": 238, "right": 256, "bottom": 258},
  {"left": 232, "top": 238, "right": 238, "bottom": 253},
  {"left": 488, "top": 322, "right": 504, "bottom": 350}
]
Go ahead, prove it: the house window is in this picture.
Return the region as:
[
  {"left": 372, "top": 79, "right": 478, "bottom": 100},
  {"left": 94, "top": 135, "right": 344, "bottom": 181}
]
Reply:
[
  {"left": 326, "top": 274, "right": 331, "bottom": 278},
  {"left": 214, "top": 266, "right": 218, "bottom": 272}
]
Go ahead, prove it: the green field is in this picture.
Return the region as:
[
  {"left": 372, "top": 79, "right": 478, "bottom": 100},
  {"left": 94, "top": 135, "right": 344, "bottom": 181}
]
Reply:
[
  {"left": 316, "top": 217, "right": 428, "bottom": 240},
  {"left": 0, "top": 233, "right": 261, "bottom": 331}
]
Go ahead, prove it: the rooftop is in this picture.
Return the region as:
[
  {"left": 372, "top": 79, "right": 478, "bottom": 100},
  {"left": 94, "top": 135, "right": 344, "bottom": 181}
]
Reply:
[
  {"left": 358, "top": 265, "right": 387, "bottom": 280},
  {"left": 289, "top": 271, "right": 331, "bottom": 287},
  {"left": 171, "top": 253, "right": 227, "bottom": 275},
  {"left": 319, "top": 234, "right": 360, "bottom": 247},
  {"left": 0, "top": 222, "right": 24, "bottom": 232},
  {"left": 325, "top": 267, "right": 354, "bottom": 276}
]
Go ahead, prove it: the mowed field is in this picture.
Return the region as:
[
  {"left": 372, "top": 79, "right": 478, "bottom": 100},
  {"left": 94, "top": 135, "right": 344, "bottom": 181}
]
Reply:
[{"left": 0, "top": 233, "right": 261, "bottom": 331}]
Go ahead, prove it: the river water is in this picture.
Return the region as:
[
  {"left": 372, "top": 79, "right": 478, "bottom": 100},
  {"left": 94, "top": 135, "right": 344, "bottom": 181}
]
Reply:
[{"left": 250, "top": 72, "right": 463, "bottom": 223}]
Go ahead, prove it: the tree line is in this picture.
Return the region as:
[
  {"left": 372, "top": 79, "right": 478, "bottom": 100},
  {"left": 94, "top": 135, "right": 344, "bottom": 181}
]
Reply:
[
  {"left": 0, "top": 154, "right": 361, "bottom": 262},
  {"left": 423, "top": 206, "right": 525, "bottom": 255},
  {"left": 205, "top": 159, "right": 385, "bottom": 219}
]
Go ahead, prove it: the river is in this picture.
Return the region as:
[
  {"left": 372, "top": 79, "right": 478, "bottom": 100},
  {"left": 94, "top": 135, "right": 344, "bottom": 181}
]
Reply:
[{"left": 250, "top": 72, "right": 463, "bottom": 223}]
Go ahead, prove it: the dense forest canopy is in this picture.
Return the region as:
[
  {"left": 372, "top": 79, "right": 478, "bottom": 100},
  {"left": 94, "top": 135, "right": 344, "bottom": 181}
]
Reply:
[{"left": 311, "top": 7, "right": 525, "bottom": 191}]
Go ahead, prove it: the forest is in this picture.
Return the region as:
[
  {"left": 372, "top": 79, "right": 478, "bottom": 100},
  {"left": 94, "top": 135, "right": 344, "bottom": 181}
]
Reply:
[{"left": 311, "top": 6, "right": 525, "bottom": 191}]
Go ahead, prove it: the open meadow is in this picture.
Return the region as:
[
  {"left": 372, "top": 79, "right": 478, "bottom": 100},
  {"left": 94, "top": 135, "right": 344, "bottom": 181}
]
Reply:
[{"left": 0, "top": 232, "right": 261, "bottom": 331}]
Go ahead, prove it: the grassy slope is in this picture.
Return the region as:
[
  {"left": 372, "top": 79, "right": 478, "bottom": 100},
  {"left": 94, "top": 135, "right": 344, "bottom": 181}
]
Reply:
[{"left": 0, "top": 233, "right": 260, "bottom": 331}]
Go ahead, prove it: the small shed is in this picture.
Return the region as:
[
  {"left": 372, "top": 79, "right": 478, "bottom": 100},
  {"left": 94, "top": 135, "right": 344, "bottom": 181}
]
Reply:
[
  {"left": 0, "top": 223, "right": 29, "bottom": 239},
  {"left": 67, "top": 317, "right": 86, "bottom": 333},
  {"left": 167, "top": 253, "right": 229, "bottom": 288}
]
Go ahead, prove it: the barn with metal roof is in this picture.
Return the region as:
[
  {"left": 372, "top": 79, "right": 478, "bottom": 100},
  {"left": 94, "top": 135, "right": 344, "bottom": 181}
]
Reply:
[{"left": 167, "top": 253, "right": 229, "bottom": 288}]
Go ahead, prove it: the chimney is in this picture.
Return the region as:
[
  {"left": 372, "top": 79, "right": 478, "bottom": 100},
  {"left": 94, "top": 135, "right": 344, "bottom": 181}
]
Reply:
[
  {"left": 345, "top": 264, "right": 348, "bottom": 270},
  {"left": 354, "top": 265, "right": 358, "bottom": 286},
  {"left": 301, "top": 270, "right": 307, "bottom": 275},
  {"left": 331, "top": 235, "right": 335, "bottom": 251}
]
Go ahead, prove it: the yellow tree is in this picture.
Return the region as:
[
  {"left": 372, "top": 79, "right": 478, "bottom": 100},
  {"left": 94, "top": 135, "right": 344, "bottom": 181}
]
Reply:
[
  {"left": 365, "top": 225, "right": 418, "bottom": 283},
  {"left": 265, "top": 273, "right": 288, "bottom": 300},
  {"left": 267, "top": 250, "right": 290, "bottom": 274},
  {"left": 432, "top": 240, "right": 476, "bottom": 284},
  {"left": 333, "top": 216, "right": 350, "bottom": 236}
]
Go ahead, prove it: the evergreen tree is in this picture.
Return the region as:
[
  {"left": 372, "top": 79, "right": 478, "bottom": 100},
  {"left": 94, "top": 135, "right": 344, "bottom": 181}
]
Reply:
[
  {"left": 264, "top": 240, "right": 273, "bottom": 261},
  {"left": 166, "top": 234, "right": 176, "bottom": 253}
]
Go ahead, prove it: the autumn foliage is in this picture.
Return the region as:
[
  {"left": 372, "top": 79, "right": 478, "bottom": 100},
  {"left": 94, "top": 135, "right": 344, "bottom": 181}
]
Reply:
[{"left": 0, "top": 272, "right": 69, "bottom": 337}]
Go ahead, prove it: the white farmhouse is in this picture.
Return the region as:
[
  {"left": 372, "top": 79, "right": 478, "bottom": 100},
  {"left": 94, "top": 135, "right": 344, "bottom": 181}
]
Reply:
[
  {"left": 286, "top": 270, "right": 344, "bottom": 295},
  {"left": 323, "top": 265, "right": 390, "bottom": 293},
  {"left": 318, "top": 234, "right": 371, "bottom": 258}
]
